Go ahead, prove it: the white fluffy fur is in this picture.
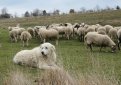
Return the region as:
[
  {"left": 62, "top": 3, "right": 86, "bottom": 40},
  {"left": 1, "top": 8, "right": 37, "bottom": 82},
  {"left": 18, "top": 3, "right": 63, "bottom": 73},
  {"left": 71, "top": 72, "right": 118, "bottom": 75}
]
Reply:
[
  {"left": 13, "top": 43, "right": 57, "bottom": 69},
  {"left": 20, "top": 31, "right": 32, "bottom": 47},
  {"left": 84, "top": 32, "right": 116, "bottom": 52}
]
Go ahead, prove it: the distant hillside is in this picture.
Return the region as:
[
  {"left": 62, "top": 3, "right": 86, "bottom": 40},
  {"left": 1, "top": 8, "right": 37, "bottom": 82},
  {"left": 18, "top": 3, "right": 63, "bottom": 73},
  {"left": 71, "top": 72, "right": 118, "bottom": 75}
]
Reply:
[{"left": 0, "top": 10, "right": 121, "bottom": 28}]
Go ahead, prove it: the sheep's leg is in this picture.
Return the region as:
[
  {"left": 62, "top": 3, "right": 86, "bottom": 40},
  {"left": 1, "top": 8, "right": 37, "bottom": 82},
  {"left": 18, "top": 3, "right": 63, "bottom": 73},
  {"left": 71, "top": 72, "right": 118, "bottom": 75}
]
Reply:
[
  {"left": 82, "top": 35, "right": 84, "bottom": 42},
  {"left": 118, "top": 42, "right": 120, "bottom": 50},
  {"left": 100, "top": 46, "right": 103, "bottom": 52},
  {"left": 15, "top": 37, "right": 17, "bottom": 43},
  {"left": 88, "top": 44, "right": 92, "bottom": 51},
  {"left": 23, "top": 41, "right": 25, "bottom": 47},
  {"left": 26, "top": 40, "right": 28, "bottom": 46},
  {"left": 67, "top": 35, "right": 69, "bottom": 40}
]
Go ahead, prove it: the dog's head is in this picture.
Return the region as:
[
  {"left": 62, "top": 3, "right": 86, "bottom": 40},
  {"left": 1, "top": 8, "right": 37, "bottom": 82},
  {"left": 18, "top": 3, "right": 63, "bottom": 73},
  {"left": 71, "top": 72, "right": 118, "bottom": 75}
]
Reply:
[{"left": 40, "top": 43, "right": 55, "bottom": 58}]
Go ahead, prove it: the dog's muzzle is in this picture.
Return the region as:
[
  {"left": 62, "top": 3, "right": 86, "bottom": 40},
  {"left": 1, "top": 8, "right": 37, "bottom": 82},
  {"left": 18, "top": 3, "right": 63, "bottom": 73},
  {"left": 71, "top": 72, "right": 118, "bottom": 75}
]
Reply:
[{"left": 41, "top": 51, "right": 47, "bottom": 59}]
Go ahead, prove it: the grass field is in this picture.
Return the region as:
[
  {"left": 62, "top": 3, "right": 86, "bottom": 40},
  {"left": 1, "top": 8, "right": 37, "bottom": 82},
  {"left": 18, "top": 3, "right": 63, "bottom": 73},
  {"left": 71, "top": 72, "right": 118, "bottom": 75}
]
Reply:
[{"left": 0, "top": 10, "right": 121, "bottom": 84}]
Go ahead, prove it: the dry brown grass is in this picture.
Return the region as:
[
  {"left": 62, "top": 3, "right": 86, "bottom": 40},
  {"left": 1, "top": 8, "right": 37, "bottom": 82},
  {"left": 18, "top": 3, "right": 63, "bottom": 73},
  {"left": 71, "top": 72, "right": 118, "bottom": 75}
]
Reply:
[{"left": 3, "top": 70, "right": 34, "bottom": 85}]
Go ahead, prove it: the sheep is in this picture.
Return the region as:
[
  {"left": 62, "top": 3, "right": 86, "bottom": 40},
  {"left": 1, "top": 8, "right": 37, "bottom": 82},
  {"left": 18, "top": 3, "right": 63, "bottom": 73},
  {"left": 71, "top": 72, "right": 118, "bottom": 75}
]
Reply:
[
  {"left": 85, "top": 25, "right": 96, "bottom": 34},
  {"left": 73, "top": 23, "right": 80, "bottom": 36},
  {"left": 77, "top": 26, "right": 86, "bottom": 42},
  {"left": 9, "top": 29, "right": 18, "bottom": 42},
  {"left": 117, "top": 29, "right": 121, "bottom": 50},
  {"left": 84, "top": 32, "right": 116, "bottom": 52},
  {"left": 97, "top": 27, "right": 106, "bottom": 35},
  {"left": 8, "top": 26, "right": 19, "bottom": 31},
  {"left": 38, "top": 28, "right": 59, "bottom": 45},
  {"left": 20, "top": 31, "right": 32, "bottom": 47},
  {"left": 33, "top": 26, "right": 46, "bottom": 37},
  {"left": 109, "top": 28, "right": 118, "bottom": 43},
  {"left": 8, "top": 24, "right": 20, "bottom": 31},
  {"left": 114, "top": 27, "right": 121, "bottom": 31},
  {"left": 13, "top": 43, "right": 58, "bottom": 69},
  {"left": 52, "top": 26, "right": 65, "bottom": 38},
  {"left": 104, "top": 25, "right": 113, "bottom": 34},
  {"left": 27, "top": 27, "right": 35, "bottom": 37},
  {"left": 64, "top": 23, "right": 73, "bottom": 40}
]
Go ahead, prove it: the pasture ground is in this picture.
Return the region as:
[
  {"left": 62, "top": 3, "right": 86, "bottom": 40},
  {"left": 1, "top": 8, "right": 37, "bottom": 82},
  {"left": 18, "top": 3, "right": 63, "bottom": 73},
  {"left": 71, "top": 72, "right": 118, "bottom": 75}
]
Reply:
[{"left": 0, "top": 28, "right": 121, "bottom": 84}]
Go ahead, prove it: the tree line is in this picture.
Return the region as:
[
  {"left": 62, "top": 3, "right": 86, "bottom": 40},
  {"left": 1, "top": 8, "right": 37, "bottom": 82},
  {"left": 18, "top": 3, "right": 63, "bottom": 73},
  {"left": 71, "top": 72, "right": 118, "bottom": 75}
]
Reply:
[{"left": 0, "top": 5, "right": 120, "bottom": 19}]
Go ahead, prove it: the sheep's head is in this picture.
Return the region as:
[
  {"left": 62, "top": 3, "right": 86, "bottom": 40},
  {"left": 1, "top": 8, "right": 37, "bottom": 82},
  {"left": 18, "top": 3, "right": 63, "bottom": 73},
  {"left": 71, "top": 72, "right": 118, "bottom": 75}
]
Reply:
[{"left": 111, "top": 45, "right": 116, "bottom": 53}]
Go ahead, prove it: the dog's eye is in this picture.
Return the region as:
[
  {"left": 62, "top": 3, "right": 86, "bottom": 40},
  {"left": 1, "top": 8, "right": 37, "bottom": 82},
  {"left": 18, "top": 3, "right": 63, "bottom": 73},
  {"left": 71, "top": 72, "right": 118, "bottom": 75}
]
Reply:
[{"left": 45, "top": 47, "right": 48, "bottom": 49}]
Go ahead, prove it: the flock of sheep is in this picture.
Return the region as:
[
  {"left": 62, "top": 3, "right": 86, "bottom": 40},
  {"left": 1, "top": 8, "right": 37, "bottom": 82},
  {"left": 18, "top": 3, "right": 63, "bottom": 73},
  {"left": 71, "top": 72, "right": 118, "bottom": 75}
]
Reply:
[{"left": 8, "top": 23, "right": 121, "bottom": 52}]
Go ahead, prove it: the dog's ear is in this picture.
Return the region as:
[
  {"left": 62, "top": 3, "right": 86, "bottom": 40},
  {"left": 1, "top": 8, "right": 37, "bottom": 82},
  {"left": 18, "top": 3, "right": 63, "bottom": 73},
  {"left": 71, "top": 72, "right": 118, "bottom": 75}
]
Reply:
[
  {"left": 51, "top": 45, "right": 55, "bottom": 51},
  {"left": 40, "top": 44, "right": 42, "bottom": 48}
]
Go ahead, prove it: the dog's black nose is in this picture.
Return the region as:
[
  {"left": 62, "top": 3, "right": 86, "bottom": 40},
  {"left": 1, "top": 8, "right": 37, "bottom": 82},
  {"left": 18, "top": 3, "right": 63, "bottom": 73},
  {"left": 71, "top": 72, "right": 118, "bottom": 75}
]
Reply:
[{"left": 41, "top": 51, "right": 44, "bottom": 55}]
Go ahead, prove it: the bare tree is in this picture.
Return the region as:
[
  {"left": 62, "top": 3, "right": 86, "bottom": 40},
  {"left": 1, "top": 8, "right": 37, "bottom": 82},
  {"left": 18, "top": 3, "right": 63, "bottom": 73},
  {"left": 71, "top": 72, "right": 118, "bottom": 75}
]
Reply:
[
  {"left": 80, "top": 7, "right": 86, "bottom": 13},
  {"left": 95, "top": 5, "right": 100, "bottom": 12},
  {"left": 53, "top": 9, "right": 60, "bottom": 15},
  {"left": 0, "top": 7, "right": 11, "bottom": 18},
  {"left": 32, "top": 9, "right": 40, "bottom": 16},
  {"left": 1, "top": 7, "right": 8, "bottom": 15}
]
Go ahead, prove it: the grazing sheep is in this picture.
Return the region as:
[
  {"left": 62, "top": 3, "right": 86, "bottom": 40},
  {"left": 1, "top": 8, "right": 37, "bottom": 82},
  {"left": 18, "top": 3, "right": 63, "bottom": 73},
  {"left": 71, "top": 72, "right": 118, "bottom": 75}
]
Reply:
[
  {"left": 20, "top": 31, "right": 32, "bottom": 47},
  {"left": 84, "top": 32, "right": 116, "bottom": 52},
  {"left": 64, "top": 23, "right": 73, "bottom": 40},
  {"left": 97, "top": 27, "right": 106, "bottom": 35},
  {"left": 9, "top": 29, "right": 18, "bottom": 42},
  {"left": 33, "top": 26, "right": 46, "bottom": 37},
  {"left": 38, "top": 28, "right": 59, "bottom": 45},
  {"left": 85, "top": 25, "right": 96, "bottom": 34},
  {"left": 13, "top": 43, "right": 58, "bottom": 69},
  {"left": 8, "top": 24, "right": 20, "bottom": 31},
  {"left": 104, "top": 25, "right": 113, "bottom": 34},
  {"left": 114, "top": 27, "right": 121, "bottom": 31},
  {"left": 109, "top": 28, "right": 118, "bottom": 43},
  {"left": 77, "top": 27, "right": 86, "bottom": 42},
  {"left": 73, "top": 23, "right": 80, "bottom": 36},
  {"left": 27, "top": 27, "right": 35, "bottom": 37},
  {"left": 117, "top": 29, "right": 121, "bottom": 50},
  {"left": 8, "top": 26, "right": 19, "bottom": 31}
]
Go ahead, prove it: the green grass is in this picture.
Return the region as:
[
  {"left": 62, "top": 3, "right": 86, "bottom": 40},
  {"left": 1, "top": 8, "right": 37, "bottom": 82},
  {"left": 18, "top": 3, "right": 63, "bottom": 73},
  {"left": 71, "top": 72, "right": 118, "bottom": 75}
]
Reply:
[
  {"left": 0, "top": 28, "right": 121, "bottom": 84},
  {"left": 1, "top": 10, "right": 121, "bottom": 84},
  {"left": 0, "top": 10, "right": 121, "bottom": 29}
]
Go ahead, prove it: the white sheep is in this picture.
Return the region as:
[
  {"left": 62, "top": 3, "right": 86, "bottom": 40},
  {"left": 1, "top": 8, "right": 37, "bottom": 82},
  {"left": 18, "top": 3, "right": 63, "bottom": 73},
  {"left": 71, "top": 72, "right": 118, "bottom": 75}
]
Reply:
[
  {"left": 9, "top": 29, "right": 18, "bottom": 42},
  {"left": 117, "top": 29, "right": 121, "bottom": 50},
  {"left": 33, "top": 26, "right": 46, "bottom": 37},
  {"left": 109, "top": 28, "right": 118, "bottom": 43},
  {"left": 8, "top": 26, "right": 19, "bottom": 31},
  {"left": 64, "top": 23, "right": 73, "bottom": 40},
  {"left": 13, "top": 43, "right": 58, "bottom": 69},
  {"left": 77, "top": 26, "right": 86, "bottom": 42},
  {"left": 51, "top": 26, "right": 65, "bottom": 38},
  {"left": 8, "top": 24, "right": 20, "bottom": 31},
  {"left": 97, "top": 27, "right": 106, "bottom": 35},
  {"left": 85, "top": 25, "right": 96, "bottom": 34},
  {"left": 84, "top": 32, "right": 116, "bottom": 52},
  {"left": 38, "top": 28, "right": 59, "bottom": 45},
  {"left": 27, "top": 27, "right": 35, "bottom": 37},
  {"left": 20, "top": 31, "right": 32, "bottom": 47},
  {"left": 104, "top": 25, "right": 113, "bottom": 34},
  {"left": 73, "top": 23, "right": 80, "bottom": 37}
]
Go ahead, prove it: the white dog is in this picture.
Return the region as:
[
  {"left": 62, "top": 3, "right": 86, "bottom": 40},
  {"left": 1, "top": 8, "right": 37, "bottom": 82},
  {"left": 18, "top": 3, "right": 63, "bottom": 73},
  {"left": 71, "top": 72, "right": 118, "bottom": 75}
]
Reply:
[{"left": 13, "top": 43, "right": 58, "bottom": 69}]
